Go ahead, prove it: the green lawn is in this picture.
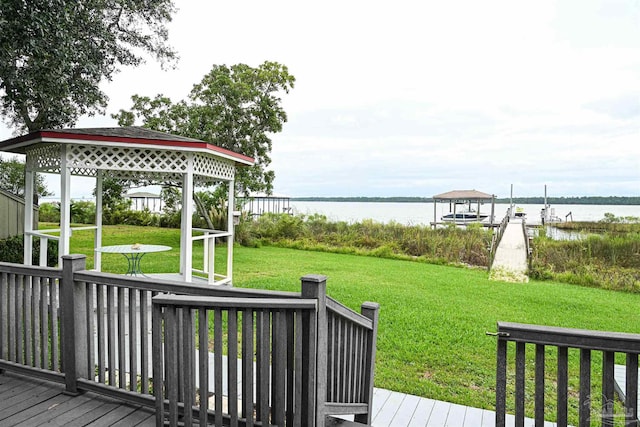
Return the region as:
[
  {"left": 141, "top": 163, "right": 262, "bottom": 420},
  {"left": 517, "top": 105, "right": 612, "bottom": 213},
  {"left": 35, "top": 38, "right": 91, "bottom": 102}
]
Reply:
[{"left": 53, "top": 224, "right": 640, "bottom": 415}]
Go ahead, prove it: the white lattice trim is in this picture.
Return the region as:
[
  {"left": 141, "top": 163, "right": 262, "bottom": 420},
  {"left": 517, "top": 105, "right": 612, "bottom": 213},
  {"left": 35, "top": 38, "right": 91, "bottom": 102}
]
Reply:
[
  {"left": 26, "top": 144, "right": 61, "bottom": 173},
  {"left": 194, "top": 153, "right": 235, "bottom": 180},
  {"left": 25, "top": 143, "right": 236, "bottom": 181},
  {"left": 66, "top": 144, "right": 189, "bottom": 174}
]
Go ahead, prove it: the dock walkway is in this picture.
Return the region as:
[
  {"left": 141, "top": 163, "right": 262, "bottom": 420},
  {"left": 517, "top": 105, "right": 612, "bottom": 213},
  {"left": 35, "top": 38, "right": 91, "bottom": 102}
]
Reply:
[{"left": 490, "top": 218, "right": 529, "bottom": 282}]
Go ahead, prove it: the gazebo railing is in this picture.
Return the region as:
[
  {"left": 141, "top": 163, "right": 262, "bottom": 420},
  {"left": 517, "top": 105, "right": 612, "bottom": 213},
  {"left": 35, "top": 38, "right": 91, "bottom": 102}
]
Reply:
[
  {"left": 192, "top": 228, "right": 233, "bottom": 285},
  {"left": 26, "top": 225, "right": 99, "bottom": 267}
]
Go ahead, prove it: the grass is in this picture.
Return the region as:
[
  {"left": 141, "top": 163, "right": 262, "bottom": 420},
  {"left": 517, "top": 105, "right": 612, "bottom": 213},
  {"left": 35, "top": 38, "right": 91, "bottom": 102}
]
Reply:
[{"left": 49, "top": 224, "right": 640, "bottom": 421}]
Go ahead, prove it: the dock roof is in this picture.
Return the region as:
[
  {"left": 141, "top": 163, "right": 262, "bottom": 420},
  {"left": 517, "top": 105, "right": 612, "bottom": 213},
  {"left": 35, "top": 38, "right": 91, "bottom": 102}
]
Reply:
[{"left": 433, "top": 189, "right": 494, "bottom": 202}]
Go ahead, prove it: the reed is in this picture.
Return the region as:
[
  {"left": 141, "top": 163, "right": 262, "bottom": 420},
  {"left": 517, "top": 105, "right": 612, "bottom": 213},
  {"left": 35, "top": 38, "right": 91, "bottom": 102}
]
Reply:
[
  {"left": 530, "top": 229, "right": 640, "bottom": 291},
  {"left": 236, "top": 213, "right": 492, "bottom": 268}
]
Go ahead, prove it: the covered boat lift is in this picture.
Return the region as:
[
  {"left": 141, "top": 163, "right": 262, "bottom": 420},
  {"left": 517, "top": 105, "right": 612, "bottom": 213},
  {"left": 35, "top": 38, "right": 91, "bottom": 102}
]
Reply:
[
  {"left": 432, "top": 189, "right": 496, "bottom": 228},
  {"left": 0, "top": 127, "right": 254, "bottom": 285}
]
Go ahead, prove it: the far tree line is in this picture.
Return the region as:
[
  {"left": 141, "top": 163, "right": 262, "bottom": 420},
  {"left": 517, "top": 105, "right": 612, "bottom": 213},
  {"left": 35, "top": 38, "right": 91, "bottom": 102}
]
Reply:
[{"left": 291, "top": 196, "right": 640, "bottom": 205}]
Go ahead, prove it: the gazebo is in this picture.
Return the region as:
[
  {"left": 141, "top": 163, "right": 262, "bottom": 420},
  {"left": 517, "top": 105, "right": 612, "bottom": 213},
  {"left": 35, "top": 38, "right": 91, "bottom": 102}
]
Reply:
[
  {"left": 432, "top": 189, "right": 496, "bottom": 227},
  {"left": 0, "top": 127, "right": 254, "bottom": 285}
]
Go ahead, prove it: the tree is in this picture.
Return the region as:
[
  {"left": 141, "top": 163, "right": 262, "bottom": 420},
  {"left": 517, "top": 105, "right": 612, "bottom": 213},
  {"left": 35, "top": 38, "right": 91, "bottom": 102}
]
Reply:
[
  {"left": 0, "top": 156, "right": 51, "bottom": 198},
  {"left": 0, "top": 0, "right": 177, "bottom": 133},
  {"left": 95, "top": 177, "right": 131, "bottom": 224},
  {"left": 113, "top": 61, "right": 295, "bottom": 196}
]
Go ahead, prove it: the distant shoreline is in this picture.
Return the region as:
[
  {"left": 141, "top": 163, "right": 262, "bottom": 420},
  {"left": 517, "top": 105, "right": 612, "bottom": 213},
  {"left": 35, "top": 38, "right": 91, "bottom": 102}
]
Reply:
[{"left": 291, "top": 196, "right": 640, "bottom": 205}]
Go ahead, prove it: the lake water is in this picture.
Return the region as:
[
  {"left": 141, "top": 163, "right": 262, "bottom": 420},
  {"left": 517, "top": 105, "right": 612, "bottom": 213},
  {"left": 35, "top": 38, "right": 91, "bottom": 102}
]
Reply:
[{"left": 289, "top": 201, "right": 640, "bottom": 226}]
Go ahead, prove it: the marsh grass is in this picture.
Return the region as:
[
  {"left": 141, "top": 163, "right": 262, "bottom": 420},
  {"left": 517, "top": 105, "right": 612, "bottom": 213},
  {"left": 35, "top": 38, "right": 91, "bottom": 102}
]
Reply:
[
  {"left": 531, "top": 230, "right": 640, "bottom": 291},
  {"left": 237, "top": 213, "right": 492, "bottom": 267}
]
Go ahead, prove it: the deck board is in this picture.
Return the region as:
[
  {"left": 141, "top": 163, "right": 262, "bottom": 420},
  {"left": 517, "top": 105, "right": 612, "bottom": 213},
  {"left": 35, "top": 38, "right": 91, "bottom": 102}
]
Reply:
[{"left": 0, "top": 372, "right": 154, "bottom": 427}]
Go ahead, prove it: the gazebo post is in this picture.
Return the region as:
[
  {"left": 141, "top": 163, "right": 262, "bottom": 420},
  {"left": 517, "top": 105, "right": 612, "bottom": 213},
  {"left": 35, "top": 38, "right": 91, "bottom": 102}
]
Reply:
[
  {"left": 59, "top": 146, "right": 72, "bottom": 265},
  {"left": 23, "top": 168, "right": 34, "bottom": 266},
  {"left": 94, "top": 171, "right": 103, "bottom": 271},
  {"left": 180, "top": 162, "right": 194, "bottom": 282},
  {"left": 227, "top": 180, "right": 234, "bottom": 283}
]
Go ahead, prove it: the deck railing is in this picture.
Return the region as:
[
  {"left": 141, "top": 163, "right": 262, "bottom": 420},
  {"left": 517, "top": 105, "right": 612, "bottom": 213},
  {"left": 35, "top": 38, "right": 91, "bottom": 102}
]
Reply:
[
  {"left": 0, "top": 256, "right": 379, "bottom": 426},
  {"left": 495, "top": 321, "right": 640, "bottom": 427},
  {"left": 152, "top": 293, "right": 317, "bottom": 426},
  {"left": 0, "top": 263, "right": 63, "bottom": 382},
  {"left": 325, "top": 297, "right": 379, "bottom": 425}
]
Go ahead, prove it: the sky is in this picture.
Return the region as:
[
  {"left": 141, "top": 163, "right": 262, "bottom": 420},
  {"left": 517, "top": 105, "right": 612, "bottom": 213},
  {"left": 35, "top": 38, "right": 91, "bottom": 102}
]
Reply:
[{"left": 0, "top": 0, "right": 638, "bottom": 199}]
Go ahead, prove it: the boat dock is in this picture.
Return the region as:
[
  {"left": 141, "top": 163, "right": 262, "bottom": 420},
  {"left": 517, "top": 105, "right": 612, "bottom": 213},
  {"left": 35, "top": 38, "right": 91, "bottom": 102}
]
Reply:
[{"left": 489, "top": 217, "right": 529, "bottom": 282}]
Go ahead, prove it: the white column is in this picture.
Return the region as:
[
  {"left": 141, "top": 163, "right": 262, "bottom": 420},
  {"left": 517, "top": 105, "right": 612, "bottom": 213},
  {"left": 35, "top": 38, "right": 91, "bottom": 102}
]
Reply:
[
  {"left": 23, "top": 168, "right": 34, "bottom": 265},
  {"left": 180, "top": 156, "right": 194, "bottom": 282},
  {"left": 94, "top": 171, "right": 103, "bottom": 271},
  {"left": 227, "top": 180, "right": 235, "bottom": 285},
  {"left": 59, "top": 146, "right": 71, "bottom": 265}
]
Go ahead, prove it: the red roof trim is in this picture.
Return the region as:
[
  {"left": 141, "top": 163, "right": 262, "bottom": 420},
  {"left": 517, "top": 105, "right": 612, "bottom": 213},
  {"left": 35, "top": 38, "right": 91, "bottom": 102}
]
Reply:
[{"left": 34, "top": 131, "right": 255, "bottom": 164}]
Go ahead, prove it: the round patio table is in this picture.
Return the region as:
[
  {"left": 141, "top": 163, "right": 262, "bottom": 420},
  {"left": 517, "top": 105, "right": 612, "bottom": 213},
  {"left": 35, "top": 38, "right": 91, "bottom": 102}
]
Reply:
[{"left": 96, "top": 244, "right": 172, "bottom": 276}]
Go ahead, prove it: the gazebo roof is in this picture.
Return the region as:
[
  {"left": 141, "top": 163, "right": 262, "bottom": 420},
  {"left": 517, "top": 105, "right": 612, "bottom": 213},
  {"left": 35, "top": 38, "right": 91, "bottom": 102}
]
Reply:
[
  {"left": 433, "top": 189, "right": 494, "bottom": 202},
  {"left": 0, "top": 126, "right": 254, "bottom": 165},
  {"left": 0, "top": 126, "right": 255, "bottom": 184}
]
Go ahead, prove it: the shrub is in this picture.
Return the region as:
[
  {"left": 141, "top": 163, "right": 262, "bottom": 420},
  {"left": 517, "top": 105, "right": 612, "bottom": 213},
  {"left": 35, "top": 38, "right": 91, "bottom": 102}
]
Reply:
[
  {"left": 530, "top": 230, "right": 640, "bottom": 291},
  {"left": 38, "top": 202, "right": 60, "bottom": 223},
  {"left": 238, "top": 213, "right": 492, "bottom": 268},
  {"left": 0, "top": 235, "right": 58, "bottom": 267}
]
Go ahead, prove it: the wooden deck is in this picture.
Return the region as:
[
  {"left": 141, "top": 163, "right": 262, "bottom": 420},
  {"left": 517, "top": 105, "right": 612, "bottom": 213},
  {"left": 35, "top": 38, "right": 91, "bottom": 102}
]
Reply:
[
  {"left": 365, "top": 387, "right": 557, "bottom": 427},
  {"left": 0, "top": 370, "right": 560, "bottom": 427},
  {"left": 0, "top": 372, "right": 154, "bottom": 426}
]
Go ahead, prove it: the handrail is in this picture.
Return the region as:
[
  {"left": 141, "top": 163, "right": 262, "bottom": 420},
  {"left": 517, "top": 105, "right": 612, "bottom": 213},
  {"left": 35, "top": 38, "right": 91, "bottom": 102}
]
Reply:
[
  {"left": 324, "top": 295, "right": 379, "bottom": 425},
  {"left": 495, "top": 321, "right": 640, "bottom": 426},
  {"left": 327, "top": 297, "right": 374, "bottom": 330},
  {"left": 153, "top": 293, "right": 317, "bottom": 310},
  {"left": 75, "top": 269, "right": 301, "bottom": 298},
  {"left": 0, "top": 261, "right": 63, "bottom": 278},
  {"left": 489, "top": 213, "right": 510, "bottom": 268}
]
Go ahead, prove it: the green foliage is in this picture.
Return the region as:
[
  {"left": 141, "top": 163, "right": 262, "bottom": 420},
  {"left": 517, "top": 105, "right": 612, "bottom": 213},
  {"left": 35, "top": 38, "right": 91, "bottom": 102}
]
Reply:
[
  {"left": 105, "top": 208, "right": 160, "bottom": 227},
  {"left": 36, "top": 200, "right": 97, "bottom": 225},
  {"left": 530, "top": 229, "right": 640, "bottom": 291},
  {"left": 0, "top": 156, "right": 51, "bottom": 198},
  {"left": 239, "top": 213, "right": 492, "bottom": 267},
  {"left": 0, "top": 234, "right": 57, "bottom": 266},
  {"left": 70, "top": 200, "right": 95, "bottom": 224},
  {"left": 98, "top": 178, "right": 132, "bottom": 225},
  {"left": 0, "top": 0, "right": 176, "bottom": 132},
  {"left": 38, "top": 202, "right": 59, "bottom": 222},
  {"left": 113, "top": 61, "right": 295, "bottom": 195},
  {"left": 161, "top": 186, "right": 181, "bottom": 215}
]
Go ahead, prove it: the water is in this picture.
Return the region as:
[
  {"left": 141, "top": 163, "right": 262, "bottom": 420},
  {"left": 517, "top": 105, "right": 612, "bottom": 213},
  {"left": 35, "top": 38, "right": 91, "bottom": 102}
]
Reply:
[{"left": 289, "top": 201, "right": 640, "bottom": 226}]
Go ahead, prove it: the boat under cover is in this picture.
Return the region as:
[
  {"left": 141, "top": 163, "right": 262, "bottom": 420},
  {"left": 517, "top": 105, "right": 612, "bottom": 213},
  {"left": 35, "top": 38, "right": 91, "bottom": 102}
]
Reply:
[{"left": 441, "top": 211, "right": 488, "bottom": 222}]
